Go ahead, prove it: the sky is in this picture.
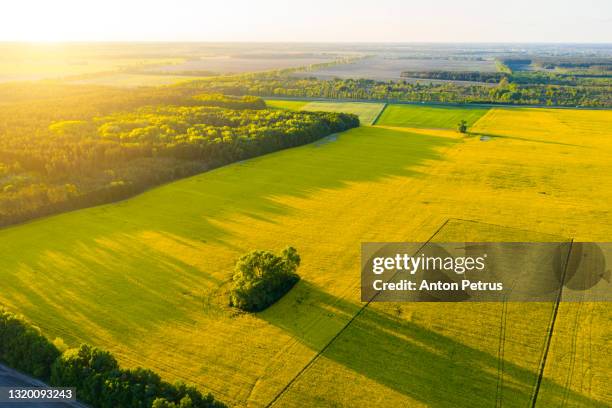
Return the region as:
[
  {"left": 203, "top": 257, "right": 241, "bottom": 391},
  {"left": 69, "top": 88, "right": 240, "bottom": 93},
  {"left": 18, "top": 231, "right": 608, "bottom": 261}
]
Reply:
[{"left": 1, "top": 0, "right": 611, "bottom": 43}]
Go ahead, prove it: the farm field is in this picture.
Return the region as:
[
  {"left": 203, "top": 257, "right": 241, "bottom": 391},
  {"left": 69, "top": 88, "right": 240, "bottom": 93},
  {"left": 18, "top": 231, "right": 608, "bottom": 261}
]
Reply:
[
  {"left": 150, "top": 55, "right": 335, "bottom": 74},
  {"left": 293, "top": 55, "right": 498, "bottom": 82},
  {"left": 264, "top": 100, "right": 309, "bottom": 111},
  {"left": 376, "top": 103, "right": 490, "bottom": 128},
  {"left": 266, "top": 99, "right": 385, "bottom": 125},
  {"left": 0, "top": 104, "right": 611, "bottom": 407},
  {"left": 66, "top": 73, "right": 211, "bottom": 87},
  {"left": 0, "top": 43, "right": 186, "bottom": 83},
  {"left": 0, "top": 43, "right": 341, "bottom": 84}
]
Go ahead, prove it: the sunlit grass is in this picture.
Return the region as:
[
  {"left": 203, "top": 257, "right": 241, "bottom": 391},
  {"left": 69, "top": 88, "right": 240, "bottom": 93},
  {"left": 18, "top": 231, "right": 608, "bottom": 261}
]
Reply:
[
  {"left": 0, "top": 106, "right": 610, "bottom": 407},
  {"left": 265, "top": 99, "right": 385, "bottom": 125},
  {"left": 376, "top": 103, "right": 490, "bottom": 129}
]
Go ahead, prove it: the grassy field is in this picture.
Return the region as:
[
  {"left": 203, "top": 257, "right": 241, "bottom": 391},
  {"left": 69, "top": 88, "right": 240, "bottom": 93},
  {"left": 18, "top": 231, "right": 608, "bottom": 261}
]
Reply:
[
  {"left": 264, "top": 100, "right": 309, "bottom": 111},
  {"left": 376, "top": 104, "right": 490, "bottom": 128},
  {"left": 265, "top": 100, "right": 385, "bottom": 125},
  {"left": 1, "top": 104, "right": 611, "bottom": 407},
  {"left": 274, "top": 107, "right": 612, "bottom": 407}
]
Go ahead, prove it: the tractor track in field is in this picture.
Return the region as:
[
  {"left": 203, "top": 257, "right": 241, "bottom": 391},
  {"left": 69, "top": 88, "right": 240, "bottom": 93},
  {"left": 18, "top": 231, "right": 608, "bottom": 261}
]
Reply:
[
  {"left": 560, "top": 295, "right": 583, "bottom": 407},
  {"left": 370, "top": 103, "right": 387, "bottom": 126},
  {"left": 530, "top": 239, "right": 574, "bottom": 408},
  {"left": 266, "top": 219, "right": 576, "bottom": 408},
  {"left": 265, "top": 219, "right": 451, "bottom": 408},
  {"left": 495, "top": 296, "right": 509, "bottom": 407}
]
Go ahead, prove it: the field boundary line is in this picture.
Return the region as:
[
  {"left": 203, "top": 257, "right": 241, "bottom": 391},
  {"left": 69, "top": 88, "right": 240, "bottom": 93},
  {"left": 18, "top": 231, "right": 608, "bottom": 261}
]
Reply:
[
  {"left": 265, "top": 219, "right": 451, "bottom": 408},
  {"left": 370, "top": 103, "right": 388, "bottom": 125},
  {"left": 530, "top": 239, "right": 574, "bottom": 408}
]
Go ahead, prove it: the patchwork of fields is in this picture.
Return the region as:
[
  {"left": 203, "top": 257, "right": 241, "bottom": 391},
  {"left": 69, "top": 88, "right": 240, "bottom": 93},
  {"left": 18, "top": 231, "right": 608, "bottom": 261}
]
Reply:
[
  {"left": 1, "top": 103, "right": 610, "bottom": 407},
  {"left": 67, "top": 73, "right": 212, "bottom": 87}
]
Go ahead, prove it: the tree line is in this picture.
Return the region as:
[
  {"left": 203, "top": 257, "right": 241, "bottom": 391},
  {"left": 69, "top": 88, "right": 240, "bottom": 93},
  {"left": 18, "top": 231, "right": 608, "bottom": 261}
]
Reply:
[
  {"left": 183, "top": 73, "right": 611, "bottom": 107},
  {"left": 0, "top": 310, "right": 225, "bottom": 408},
  {"left": 399, "top": 70, "right": 611, "bottom": 87},
  {"left": 400, "top": 71, "right": 507, "bottom": 83}
]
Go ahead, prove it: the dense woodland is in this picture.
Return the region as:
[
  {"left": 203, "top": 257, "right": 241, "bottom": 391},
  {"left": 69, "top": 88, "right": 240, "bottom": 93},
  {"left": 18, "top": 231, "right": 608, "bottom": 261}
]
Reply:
[
  {"left": 0, "top": 311, "right": 224, "bottom": 408},
  {"left": 0, "top": 86, "right": 358, "bottom": 227}
]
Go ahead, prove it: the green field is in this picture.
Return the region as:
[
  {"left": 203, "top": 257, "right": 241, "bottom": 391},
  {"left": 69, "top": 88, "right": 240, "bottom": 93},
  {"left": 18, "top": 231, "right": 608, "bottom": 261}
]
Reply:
[
  {"left": 265, "top": 99, "right": 385, "bottom": 125},
  {"left": 376, "top": 104, "right": 490, "bottom": 128},
  {"left": 1, "top": 104, "right": 611, "bottom": 407},
  {"left": 264, "top": 100, "right": 309, "bottom": 111}
]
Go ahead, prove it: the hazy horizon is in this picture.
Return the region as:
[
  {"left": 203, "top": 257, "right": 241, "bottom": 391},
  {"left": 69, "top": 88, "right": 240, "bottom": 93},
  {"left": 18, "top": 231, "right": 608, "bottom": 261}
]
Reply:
[
  {"left": 1, "top": 41, "right": 611, "bottom": 45},
  {"left": 2, "top": 0, "right": 611, "bottom": 43}
]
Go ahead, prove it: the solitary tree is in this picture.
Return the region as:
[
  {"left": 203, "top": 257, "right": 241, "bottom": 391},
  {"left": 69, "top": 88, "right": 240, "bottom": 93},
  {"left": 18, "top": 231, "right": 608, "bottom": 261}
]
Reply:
[
  {"left": 457, "top": 120, "right": 468, "bottom": 134},
  {"left": 229, "top": 247, "right": 301, "bottom": 312}
]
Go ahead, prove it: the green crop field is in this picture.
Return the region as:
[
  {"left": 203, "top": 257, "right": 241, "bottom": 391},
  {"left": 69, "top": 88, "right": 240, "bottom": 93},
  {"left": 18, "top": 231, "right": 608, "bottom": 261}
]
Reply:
[
  {"left": 1, "top": 104, "right": 610, "bottom": 407},
  {"left": 265, "top": 99, "right": 385, "bottom": 125},
  {"left": 376, "top": 104, "right": 490, "bottom": 128},
  {"left": 264, "top": 99, "right": 309, "bottom": 111}
]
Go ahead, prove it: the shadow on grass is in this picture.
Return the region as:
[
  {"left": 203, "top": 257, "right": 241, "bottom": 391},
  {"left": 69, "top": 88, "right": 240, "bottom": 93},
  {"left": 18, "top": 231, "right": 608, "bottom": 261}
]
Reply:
[
  {"left": 469, "top": 132, "right": 586, "bottom": 148},
  {"left": 261, "top": 281, "right": 606, "bottom": 407},
  {"left": 0, "top": 127, "right": 455, "bottom": 346}
]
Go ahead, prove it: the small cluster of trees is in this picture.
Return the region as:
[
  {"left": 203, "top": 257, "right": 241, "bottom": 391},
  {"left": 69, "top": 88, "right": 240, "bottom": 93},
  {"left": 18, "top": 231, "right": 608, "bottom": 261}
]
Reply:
[
  {"left": 0, "top": 311, "right": 225, "bottom": 408},
  {"left": 229, "top": 247, "right": 301, "bottom": 312},
  {"left": 457, "top": 120, "right": 468, "bottom": 134}
]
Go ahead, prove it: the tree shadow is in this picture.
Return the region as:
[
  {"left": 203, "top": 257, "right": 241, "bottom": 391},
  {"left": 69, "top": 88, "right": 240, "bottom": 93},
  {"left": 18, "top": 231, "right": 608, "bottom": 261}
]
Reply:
[
  {"left": 260, "top": 281, "right": 607, "bottom": 407},
  {"left": 0, "top": 126, "right": 456, "bottom": 341},
  {"left": 469, "top": 131, "right": 586, "bottom": 148}
]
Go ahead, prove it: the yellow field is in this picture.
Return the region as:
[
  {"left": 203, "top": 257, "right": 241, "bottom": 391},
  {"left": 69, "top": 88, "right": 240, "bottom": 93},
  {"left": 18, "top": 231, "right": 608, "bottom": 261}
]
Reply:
[
  {"left": 274, "top": 108, "right": 612, "bottom": 407},
  {"left": 0, "top": 106, "right": 610, "bottom": 407}
]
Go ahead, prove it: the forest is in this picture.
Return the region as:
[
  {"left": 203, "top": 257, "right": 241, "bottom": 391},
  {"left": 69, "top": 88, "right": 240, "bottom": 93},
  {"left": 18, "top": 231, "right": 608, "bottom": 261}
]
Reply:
[{"left": 0, "top": 85, "right": 358, "bottom": 227}]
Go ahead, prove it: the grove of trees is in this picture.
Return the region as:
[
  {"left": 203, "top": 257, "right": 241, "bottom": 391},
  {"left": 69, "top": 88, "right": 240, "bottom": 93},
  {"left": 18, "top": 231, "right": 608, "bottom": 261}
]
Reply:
[{"left": 229, "top": 247, "right": 301, "bottom": 312}]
